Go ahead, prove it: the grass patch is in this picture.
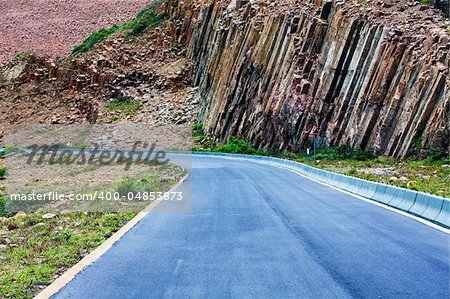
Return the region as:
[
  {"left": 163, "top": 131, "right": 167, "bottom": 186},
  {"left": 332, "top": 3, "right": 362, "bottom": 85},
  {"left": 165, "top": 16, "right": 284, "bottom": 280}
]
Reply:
[
  {"left": 0, "top": 211, "right": 137, "bottom": 298},
  {"left": 297, "top": 155, "right": 450, "bottom": 198},
  {"left": 192, "top": 123, "right": 265, "bottom": 155},
  {"left": 315, "top": 144, "right": 375, "bottom": 161},
  {"left": 71, "top": 25, "right": 120, "bottom": 55},
  {"left": 124, "top": 3, "right": 169, "bottom": 36},
  {"left": 0, "top": 150, "right": 185, "bottom": 297},
  {"left": 75, "top": 142, "right": 88, "bottom": 150},
  {"left": 192, "top": 123, "right": 449, "bottom": 197},
  {"left": 0, "top": 161, "right": 184, "bottom": 297},
  {"left": 418, "top": 0, "right": 433, "bottom": 6},
  {"left": 0, "top": 194, "right": 11, "bottom": 218},
  {"left": 105, "top": 96, "right": 142, "bottom": 116},
  {"left": 214, "top": 137, "right": 266, "bottom": 155},
  {"left": 70, "top": 2, "right": 168, "bottom": 56},
  {"left": 4, "top": 145, "right": 20, "bottom": 154},
  {"left": 115, "top": 176, "right": 174, "bottom": 198}
]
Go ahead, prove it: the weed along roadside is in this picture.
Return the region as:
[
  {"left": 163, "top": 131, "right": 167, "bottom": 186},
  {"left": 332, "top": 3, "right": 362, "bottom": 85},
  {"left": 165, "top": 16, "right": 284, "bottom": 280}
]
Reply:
[
  {"left": 0, "top": 0, "right": 448, "bottom": 298},
  {"left": 192, "top": 123, "right": 450, "bottom": 199},
  {"left": 0, "top": 150, "right": 186, "bottom": 298}
]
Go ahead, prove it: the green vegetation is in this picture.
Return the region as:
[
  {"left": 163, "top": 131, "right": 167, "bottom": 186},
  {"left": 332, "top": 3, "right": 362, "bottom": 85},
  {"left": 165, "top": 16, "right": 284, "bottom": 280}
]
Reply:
[
  {"left": 418, "top": 0, "right": 433, "bottom": 6},
  {"left": 75, "top": 142, "right": 88, "bottom": 150},
  {"left": 4, "top": 145, "right": 20, "bottom": 154},
  {"left": 0, "top": 155, "right": 184, "bottom": 297},
  {"left": 0, "top": 194, "right": 10, "bottom": 218},
  {"left": 70, "top": 2, "right": 168, "bottom": 56},
  {"left": 71, "top": 25, "right": 121, "bottom": 55},
  {"left": 192, "top": 122, "right": 205, "bottom": 138},
  {"left": 428, "top": 147, "right": 447, "bottom": 161},
  {"left": 192, "top": 123, "right": 449, "bottom": 197},
  {"left": 214, "top": 137, "right": 266, "bottom": 155},
  {"left": 0, "top": 161, "right": 8, "bottom": 217},
  {"left": 125, "top": 3, "right": 169, "bottom": 36},
  {"left": 314, "top": 144, "right": 375, "bottom": 161},
  {"left": 192, "top": 123, "right": 265, "bottom": 155},
  {"left": 105, "top": 96, "right": 142, "bottom": 116},
  {"left": 115, "top": 177, "right": 175, "bottom": 198},
  {"left": 296, "top": 152, "right": 450, "bottom": 198},
  {"left": 0, "top": 211, "right": 137, "bottom": 298}
]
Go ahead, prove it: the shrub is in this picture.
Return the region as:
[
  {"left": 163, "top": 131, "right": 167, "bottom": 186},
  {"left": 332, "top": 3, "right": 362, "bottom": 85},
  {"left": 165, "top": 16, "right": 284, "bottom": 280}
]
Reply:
[
  {"left": 353, "top": 148, "right": 376, "bottom": 161},
  {"left": 192, "top": 122, "right": 205, "bottom": 138},
  {"left": 70, "top": 2, "right": 168, "bottom": 56},
  {"left": 0, "top": 167, "right": 6, "bottom": 179},
  {"left": 427, "top": 147, "right": 447, "bottom": 161},
  {"left": 214, "top": 137, "right": 265, "bottom": 155},
  {"left": 0, "top": 194, "right": 7, "bottom": 217},
  {"left": 346, "top": 167, "right": 357, "bottom": 175},
  {"left": 407, "top": 137, "right": 423, "bottom": 158},
  {"left": 418, "top": 0, "right": 432, "bottom": 6},
  {"left": 57, "top": 229, "right": 73, "bottom": 242},
  {"left": 105, "top": 96, "right": 142, "bottom": 116},
  {"left": 336, "top": 144, "right": 353, "bottom": 159},
  {"left": 116, "top": 179, "right": 139, "bottom": 197},
  {"left": 316, "top": 144, "right": 374, "bottom": 161}
]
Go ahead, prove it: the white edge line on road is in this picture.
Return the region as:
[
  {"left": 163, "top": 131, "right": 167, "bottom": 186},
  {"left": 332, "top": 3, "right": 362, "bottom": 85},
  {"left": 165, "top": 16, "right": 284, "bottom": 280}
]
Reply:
[
  {"left": 35, "top": 173, "right": 190, "bottom": 299},
  {"left": 200, "top": 154, "right": 450, "bottom": 234},
  {"left": 280, "top": 165, "right": 450, "bottom": 235},
  {"left": 34, "top": 153, "right": 450, "bottom": 299}
]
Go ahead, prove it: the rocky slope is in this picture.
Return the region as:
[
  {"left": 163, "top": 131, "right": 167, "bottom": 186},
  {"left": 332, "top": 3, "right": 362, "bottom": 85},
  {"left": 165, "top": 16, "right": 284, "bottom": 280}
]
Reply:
[
  {"left": 170, "top": 0, "right": 450, "bottom": 158},
  {"left": 0, "top": 0, "right": 150, "bottom": 63},
  {"left": 0, "top": 8, "right": 199, "bottom": 140},
  {"left": 1, "top": 0, "right": 449, "bottom": 158}
]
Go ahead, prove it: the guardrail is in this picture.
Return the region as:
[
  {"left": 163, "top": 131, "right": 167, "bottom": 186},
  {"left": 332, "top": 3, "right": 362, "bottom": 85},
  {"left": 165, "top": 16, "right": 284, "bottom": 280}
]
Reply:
[{"left": 192, "top": 152, "right": 449, "bottom": 228}]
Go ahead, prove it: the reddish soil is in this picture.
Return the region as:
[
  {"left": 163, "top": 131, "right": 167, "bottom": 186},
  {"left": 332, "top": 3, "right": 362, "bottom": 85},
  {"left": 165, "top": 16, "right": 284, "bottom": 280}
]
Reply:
[{"left": 0, "top": 0, "right": 150, "bottom": 63}]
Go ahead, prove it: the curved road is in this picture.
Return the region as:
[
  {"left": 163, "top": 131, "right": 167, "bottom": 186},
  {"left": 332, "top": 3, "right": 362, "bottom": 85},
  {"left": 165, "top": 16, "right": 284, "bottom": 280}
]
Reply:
[{"left": 54, "top": 155, "right": 449, "bottom": 298}]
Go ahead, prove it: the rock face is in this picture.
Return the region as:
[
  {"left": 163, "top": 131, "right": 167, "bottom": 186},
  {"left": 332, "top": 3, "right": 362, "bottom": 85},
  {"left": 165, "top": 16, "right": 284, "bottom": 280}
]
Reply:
[
  {"left": 1, "top": 0, "right": 448, "bottom": 158},
  {"left": 0, "top": 25, "right": 197, "bottom": 138},
  {"left": 431, "top": 0, "right": 449, "bottom": 16},
  {"left": 169, "top": 0, "right": 450, "bottom": 157}
]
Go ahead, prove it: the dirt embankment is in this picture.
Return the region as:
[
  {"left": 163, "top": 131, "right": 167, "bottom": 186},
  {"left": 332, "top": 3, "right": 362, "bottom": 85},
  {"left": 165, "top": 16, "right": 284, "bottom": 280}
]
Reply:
[{"left": 0, "top": 0, "right": 150, "bottom": 63}]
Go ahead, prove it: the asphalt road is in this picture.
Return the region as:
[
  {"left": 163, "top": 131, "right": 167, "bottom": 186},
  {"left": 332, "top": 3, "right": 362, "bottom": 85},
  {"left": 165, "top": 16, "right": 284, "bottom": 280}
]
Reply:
[{"left": 54, "top": 155, "right": 449, "bottom": 298}]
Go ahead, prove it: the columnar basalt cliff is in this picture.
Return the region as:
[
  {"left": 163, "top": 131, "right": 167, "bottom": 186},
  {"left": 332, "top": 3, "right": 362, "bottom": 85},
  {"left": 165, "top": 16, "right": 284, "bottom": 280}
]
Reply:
[
  {"left": 168, "top": 0, "right": 450, "bottom": 158},
  {"left": 1, "top": 0, "right": 449, "bottom": 158}
]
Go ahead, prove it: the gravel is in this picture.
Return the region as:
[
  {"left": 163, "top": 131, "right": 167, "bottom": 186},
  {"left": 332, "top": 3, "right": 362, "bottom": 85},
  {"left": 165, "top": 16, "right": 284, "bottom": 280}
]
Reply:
[{"left": 0, "top": 0, "right": 150, "bottom": 63}]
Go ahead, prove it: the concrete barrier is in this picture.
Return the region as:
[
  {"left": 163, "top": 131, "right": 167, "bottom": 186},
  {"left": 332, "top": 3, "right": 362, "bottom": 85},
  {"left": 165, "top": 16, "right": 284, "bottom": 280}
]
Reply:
[
  {"left": 358, "top": 181, "right": 379, "bottom": 199},
  {"left": 410, "top": 193, "right": 445, "bottom": 222},
  {"left": 409, "top": 193, "right": 432, "bottom": 216},
  {"left": 372, "top": 184, "right": 389, "bottom": 204},
  {"left": 397, "top": 189, "right": 419, "bottom": 212},
  {"left": 385, "top": 188, "right": 418, "bottom": 212},
  {"left": 384, "top": 186, "right": 406, "bottom": 208},
  {"left": 191, "top": 152, "right": 448, "bottom": 228},
  {"left": 434, "top": 200, "right": 449, "bottom": 228}
]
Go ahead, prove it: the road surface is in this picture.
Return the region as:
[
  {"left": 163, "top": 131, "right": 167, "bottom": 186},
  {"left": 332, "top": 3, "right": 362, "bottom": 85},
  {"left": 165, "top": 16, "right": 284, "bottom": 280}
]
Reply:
[{"left": 54, "top": 155, "right": 449, "bottom": 298}]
